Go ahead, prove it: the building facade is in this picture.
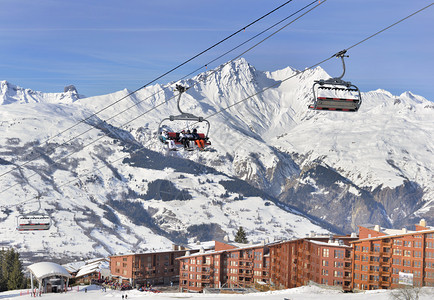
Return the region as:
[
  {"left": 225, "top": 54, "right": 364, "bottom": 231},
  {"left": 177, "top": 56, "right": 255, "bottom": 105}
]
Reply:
[
  {"left": 178, "top": 241, "right": 270, "bottom": 292},
  {"left": 110, "top": 246, "right": 202, "bottom": 286},
  {"left": 351, "top": 221, "right": 434, "bottom": 290},
  {"left": 268, "top": 235, "right": 356, "bottom": 291}
]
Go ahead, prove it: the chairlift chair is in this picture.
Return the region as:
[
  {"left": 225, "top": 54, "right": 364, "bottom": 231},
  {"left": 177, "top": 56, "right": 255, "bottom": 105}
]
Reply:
[
  {"left": 16, "top": 196, "right": 51, "bottom": 231},
  {"left": 158, "top": 85, "right": 211, "bottom": 150},
  {"left": 309, "top": 50, "right": 362, "bottom": 112},
  {"left": 17, "top": 214, "right": 51, "bottom": 231}
]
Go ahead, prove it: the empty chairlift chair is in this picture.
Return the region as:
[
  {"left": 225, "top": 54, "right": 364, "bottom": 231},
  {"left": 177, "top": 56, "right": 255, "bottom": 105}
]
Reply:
[
  {"left": 16, "top": 196, "right": 52, "bottom": 231},
  {"left": 17, "top": 214, "right": 51, "bottom": 231},
  {"left": 309, "top": 50, "right": 362, "bottom": 112}
]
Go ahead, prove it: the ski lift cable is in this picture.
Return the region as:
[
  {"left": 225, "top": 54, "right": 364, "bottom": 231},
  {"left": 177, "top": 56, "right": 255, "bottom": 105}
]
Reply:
[
  {"left": 201, "top": 2, "right": 434, "bottom": 122},
  {"left": 1, "top": 3, "right": 324, "bottom": 208},
  {"left": 178, "top": 0, "right": 320, "bottom": 81},
  {"left": 3, "top": 2, "right": 430, "bottom": 210},
  {"left": 0, "top": 0, "right": 298, "bottom": 180},
  {"left": 0, "top": 1, "right": 325, "bottom": 196}
]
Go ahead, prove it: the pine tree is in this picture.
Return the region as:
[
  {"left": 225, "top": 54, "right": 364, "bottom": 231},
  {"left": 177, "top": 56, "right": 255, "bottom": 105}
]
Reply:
[
  {"left": 7, "top": 249, "right": 25, "bottom": 290},
  {"left": 0, "top": 248, "right": 25, "bottom": 291},
  {"left": 234, "top": 226, "right": 248, "bottom": 243},
  {"left": 0, "top": 249, "right": 8, "bottom": 292}
]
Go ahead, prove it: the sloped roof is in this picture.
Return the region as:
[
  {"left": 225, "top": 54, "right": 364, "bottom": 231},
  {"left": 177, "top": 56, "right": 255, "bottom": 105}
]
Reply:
[
  {"left": 75, "top": 259, "right": 109, "bottom": 278},
  {"left": 28, "top": 262, "right": 71, "bottom": 280},
  {"left": 62, "top": 261, "right": 86, "bottom": 274}
]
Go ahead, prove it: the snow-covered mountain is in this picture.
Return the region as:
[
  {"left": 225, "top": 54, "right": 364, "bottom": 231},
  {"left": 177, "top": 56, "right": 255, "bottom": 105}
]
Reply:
[
  {"left": 0, "top": 58, "right": 433, "bottom": 262},
  {"left": 0, "top": 81, "right": 81, "bottom": 105}
]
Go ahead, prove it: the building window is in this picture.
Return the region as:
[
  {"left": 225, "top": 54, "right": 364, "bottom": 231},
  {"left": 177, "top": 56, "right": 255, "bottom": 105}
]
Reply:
[
  {"left": 393, "top": 249, "right": 402, "bottom": 255},
  {"left": 321, "top": 269, "right": 328, "bottom": 276},
  {"left": 334, "top": 261, "right": 343, "bottom": 268},
  {"left": 414, "top": 241, "right": 422, "bottom": 248},
  {"left": 334, "top": 271, "right": 343, "bottom": 277},
  {"left": 334, "top": 250, "right": 344, "bottom": 259},
  {"left": 362, "top": 246, "right": 369, "bottom": 252},
  {"left": 403, "top": 250, "right": 411, "bottom": 257},
  {"left": 322, "top": 260, "right": 328, "bottom": 266},
  {"left": 370, "top": 256, "right": 380, "bottom": 262},
  {"left": 403, "top": 241, "right": 411, "bottom": 247},
  {"left": 322, "top": 249, "right": 329, "bottom": 258},
  {"left": 370, "top": 265, "right": 379, "bottom": 272},
  {"left": 393, "top": 240, "right": 402, "bottom": 246}
]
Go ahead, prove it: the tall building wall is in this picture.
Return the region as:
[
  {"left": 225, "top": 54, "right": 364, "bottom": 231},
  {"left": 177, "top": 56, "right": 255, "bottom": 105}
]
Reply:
[{"left": 351, "top": 228, "right": 434, "bottom": 290}]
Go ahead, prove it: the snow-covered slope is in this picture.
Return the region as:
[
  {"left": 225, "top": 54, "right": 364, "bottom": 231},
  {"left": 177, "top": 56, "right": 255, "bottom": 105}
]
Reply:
[{"left": 0, "top": 58, "right": 433, "bottom": 261}]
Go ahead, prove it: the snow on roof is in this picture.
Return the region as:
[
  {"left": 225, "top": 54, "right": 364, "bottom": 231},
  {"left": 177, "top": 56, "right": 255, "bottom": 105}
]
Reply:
[
  {"left": 76, "top": 259, "right": 109, "bottom": 278},
  {"left": 28, "top": 262, "right": 71, "bottom": 280},
  {"left": 309, "top": 240, "right": 350, "bottom": 248},
  {"left": 62, "top": 261, "right": 86, "bottom": 274},
  {"left": 186, "top": 241, "right": 215, "bottom": 250}
]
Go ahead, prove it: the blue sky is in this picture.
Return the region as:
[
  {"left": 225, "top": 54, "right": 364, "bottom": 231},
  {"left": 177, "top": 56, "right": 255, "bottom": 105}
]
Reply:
[{"left": 0, "top": 0, "right": 433, "bottom": 100}]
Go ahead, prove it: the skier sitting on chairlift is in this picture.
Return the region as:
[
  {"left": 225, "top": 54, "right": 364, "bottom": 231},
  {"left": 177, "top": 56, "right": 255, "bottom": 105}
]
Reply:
[
  {"left": 161, "top": 130, "right": 176, "bottom": 150},
  {"left": 192, "top": 128, "right": 205, "bottom": 150}
]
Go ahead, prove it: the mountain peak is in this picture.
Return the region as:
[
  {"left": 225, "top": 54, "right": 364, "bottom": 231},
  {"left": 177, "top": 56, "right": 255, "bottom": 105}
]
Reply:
[{"left": 0, "top": 81, "right": 81, "bottom": 105}]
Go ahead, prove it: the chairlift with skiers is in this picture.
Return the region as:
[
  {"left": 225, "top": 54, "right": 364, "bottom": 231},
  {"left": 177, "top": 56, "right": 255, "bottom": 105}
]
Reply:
[{"left": 158, "top": 84, "right": 211, "bottom": 151}]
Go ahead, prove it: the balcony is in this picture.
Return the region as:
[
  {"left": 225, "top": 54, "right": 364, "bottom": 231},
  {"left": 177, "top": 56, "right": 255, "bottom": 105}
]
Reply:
[{"left": 240, "top": 256, "right": 253, "bottom": 262}]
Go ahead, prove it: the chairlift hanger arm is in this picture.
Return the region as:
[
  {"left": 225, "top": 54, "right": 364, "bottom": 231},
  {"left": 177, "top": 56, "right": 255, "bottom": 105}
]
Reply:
[
  {"left": 332, "top": 49, "right": 348, "bottom": 80},
  {"left": 175, "top": 84, "right": 190, "bottom": 116}
]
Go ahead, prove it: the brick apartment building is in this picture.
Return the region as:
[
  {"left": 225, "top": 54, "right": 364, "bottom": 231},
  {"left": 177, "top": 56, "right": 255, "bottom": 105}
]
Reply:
[
  {"left": 177, "top": 240, "right": 271, "bottom": 292},
  {"left": 110, "top": 242, "right": 214, "bottom": 287},
  {"left": 268, "top": 234, "right": 358, "bottom": 291},
  {"left": 351, "top": 220, "right": 434, "bottom": 290},
  {"left": 109, "top": 221, "right": 433, "bottom": 292}
]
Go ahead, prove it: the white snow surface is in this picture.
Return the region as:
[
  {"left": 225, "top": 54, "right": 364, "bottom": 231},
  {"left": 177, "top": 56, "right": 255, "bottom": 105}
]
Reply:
[
  {"left": 1, "top": 285, "right": 433, "bottom": 300},
  {"left": 0, "top": 58, "right": 433, "bottom": 259}
]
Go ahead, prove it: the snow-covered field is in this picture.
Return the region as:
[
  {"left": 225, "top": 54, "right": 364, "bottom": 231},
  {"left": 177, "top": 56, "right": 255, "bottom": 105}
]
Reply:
[{"left": 1, "top": 285, "right": 433, "bottom": 300}]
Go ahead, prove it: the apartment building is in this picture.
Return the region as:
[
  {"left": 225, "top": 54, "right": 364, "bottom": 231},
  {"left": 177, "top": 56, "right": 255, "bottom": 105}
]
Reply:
[
  {"left": 110, "top": 242, "right": 214, "bottom": 287},
  {"left": 268, "top": 234, "right": 357, "bottom": 291},
  {"left": 177, "top": 240, "right": 270, "bottom": 292},
  {"left": 351, "top": 220, "right": 434, "bottom": 290}
]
